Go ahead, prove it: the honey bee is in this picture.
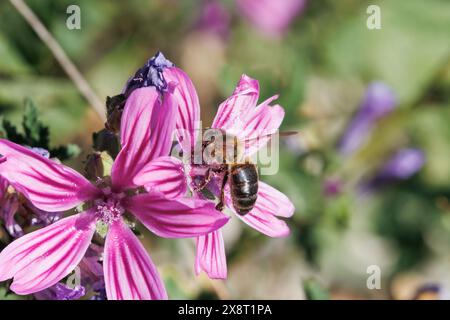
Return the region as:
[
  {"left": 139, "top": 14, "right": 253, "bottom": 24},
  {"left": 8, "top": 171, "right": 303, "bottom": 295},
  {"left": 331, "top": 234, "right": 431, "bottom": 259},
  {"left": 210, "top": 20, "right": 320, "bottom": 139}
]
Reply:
[{"left": 190, "top": 128, "right": 296, "bottom": 215}]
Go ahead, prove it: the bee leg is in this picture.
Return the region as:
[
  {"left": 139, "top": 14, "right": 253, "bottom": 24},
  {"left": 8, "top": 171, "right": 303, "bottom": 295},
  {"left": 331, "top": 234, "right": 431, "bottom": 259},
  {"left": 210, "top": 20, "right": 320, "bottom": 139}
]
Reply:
[
  {"left": 192, "top": 168, "right": 211, "bottom": 192},
  {"left": 215, "top": 171, "right": 228, "bottom": 211}
]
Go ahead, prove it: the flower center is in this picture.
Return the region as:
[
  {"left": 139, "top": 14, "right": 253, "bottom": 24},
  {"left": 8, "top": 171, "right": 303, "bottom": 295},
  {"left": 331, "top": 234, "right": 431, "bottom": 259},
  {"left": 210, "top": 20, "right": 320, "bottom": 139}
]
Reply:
[{"left": 95, "top": 188, "right": 125, "bottom": 224}]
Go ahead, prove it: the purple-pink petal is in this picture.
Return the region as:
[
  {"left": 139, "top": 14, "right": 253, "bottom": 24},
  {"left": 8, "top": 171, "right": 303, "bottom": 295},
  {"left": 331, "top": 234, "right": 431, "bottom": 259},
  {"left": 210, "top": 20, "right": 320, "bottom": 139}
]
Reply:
[
  {"left": 257, "top": 182, "right": 294, "bottom": 218},
  {"left": 124, "top": 192, "right": 229, "bottom": 238},
  {"left": 195, "top": 230, "right": 227, "bottom": 279},
  {"left": 235, "top": 209, "right": 290, "bottom": 238},
  {"left": 240, "top": 96, "right": 285, "bottom": 156},
  {"left": 212, "top": 75, "right": 285, "bottom": 156},
  {"left": 225, "top": 182, "right": 291, "bottom": 237},
  {"left": 212, "top": 74, "right": 260, "bottom": 134},
  {"left": 104, "top": 219, "right": 167, "bottom": 300},
  {"left": 133, "top": 156, "right": 187, "bottom": 199},
  {"left": 0, "top": 211, "right": 96, "bottom": 295},
  {"left": 163, "top": 67, "right": 201, "bottom": 153},
  {"left": 112, "top": 86, "right": 177, "bottom": 190},
  {"left": 0, "top": 139, "right": 99, "bottom": 212},
  {"left": 338, "top": 82, "right": 397, "bottom": 155}
]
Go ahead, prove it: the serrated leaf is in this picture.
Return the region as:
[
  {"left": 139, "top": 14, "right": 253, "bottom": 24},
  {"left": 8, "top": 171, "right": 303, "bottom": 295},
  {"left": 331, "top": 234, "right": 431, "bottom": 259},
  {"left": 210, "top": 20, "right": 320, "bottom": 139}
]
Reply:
[
  {"left": 2, "top": 119, "right": 25, "bottom": 145},
  {"left": 22, "top": 97, "right": 50, "bottom": 148}
]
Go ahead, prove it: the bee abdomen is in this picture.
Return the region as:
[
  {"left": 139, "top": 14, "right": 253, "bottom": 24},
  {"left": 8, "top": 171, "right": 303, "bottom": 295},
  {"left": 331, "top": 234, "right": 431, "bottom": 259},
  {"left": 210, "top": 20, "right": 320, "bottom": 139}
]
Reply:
[{"left": 230, "top": 164, "right": 258, "bottom": 215}]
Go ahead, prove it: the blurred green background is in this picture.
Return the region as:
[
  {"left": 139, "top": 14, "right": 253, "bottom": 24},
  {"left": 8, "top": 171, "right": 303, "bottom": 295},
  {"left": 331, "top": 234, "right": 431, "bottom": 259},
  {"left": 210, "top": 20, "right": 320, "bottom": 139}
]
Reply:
[{"left": 0, "top": 0, "right": 450, "bottom": 299}]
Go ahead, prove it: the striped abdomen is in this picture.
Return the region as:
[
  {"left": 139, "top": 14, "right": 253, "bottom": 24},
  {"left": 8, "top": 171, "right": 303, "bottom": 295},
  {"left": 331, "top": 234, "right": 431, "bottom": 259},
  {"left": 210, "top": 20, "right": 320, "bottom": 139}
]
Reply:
[{"left": 230, "top": 164, "right": 258, "bottom": 215}]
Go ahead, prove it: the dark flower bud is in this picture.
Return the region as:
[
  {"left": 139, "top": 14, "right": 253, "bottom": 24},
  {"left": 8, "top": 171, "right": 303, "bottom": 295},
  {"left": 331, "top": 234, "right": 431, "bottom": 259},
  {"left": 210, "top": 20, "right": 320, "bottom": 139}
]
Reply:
[
  {"left": 84, "top": 152, "right": 104, "bottom": 181},
  {"left": 122, "top": 51, "right": 174, "bottom": 96},
  {"left": 92, "top": 129, "right": 120, "bottom": 159},
  {"left": 105, "top": 94, "right": 126, "bottom": 133}
]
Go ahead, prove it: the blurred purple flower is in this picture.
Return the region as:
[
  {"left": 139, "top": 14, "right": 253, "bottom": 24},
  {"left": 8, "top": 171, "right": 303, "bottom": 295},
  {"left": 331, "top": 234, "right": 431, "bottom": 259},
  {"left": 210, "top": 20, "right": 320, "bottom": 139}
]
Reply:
[
  {"left": 196, "top": 0, "right": 231, "bottom": 40},
  {"left": 236, "top": 0, "right": 306, "bottom": 38},
  {"left": 378, "top": 148, "right": 425, "bottom": 180},
  {"left": 323, "top": 177, "right": 343, "bottom": 197},
  {"left": 361, "top": 148, "right": 425, "bottom": 192},
  {"left": 338, "top": 82, "right": 397, "bottom": 155}
]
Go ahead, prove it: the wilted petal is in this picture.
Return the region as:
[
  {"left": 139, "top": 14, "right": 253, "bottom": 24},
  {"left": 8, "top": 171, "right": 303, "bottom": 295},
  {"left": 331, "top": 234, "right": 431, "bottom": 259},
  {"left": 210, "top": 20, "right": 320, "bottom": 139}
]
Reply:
[
  {"left": 112, "top": 87, "right": 177, "bottom": 190},
  {"left": 104, "top": 219, "right": 167, "bottom": 300},
  {"left": 124, "top": 192, "right": 229, "bottom": 238},
  {"left": 133, "top": 156, "right": 187, "bottom": 198},
  {"left": 28, "top": 201, "right": 63, "bottom": 227},
  {"left": 0, "top": 139, "right": 99, "bottom": 212},
  {"left": 1, "top": 195, "right": 22, "bottom": 238},
  {"left": 34, "top": 283, "right": 85, "bottom": 300},
  {"left": 0, "top": 211, "right": 96, "bottom": 295},
  {"left": 212, "top": 74, "right": 259, "bottom": 135},
  {"left": 195, "top": 230, "right": 227, "bottom": 279},
  {"left": 226, "top": 183, "right": 291, "bottom": 237},
  {"left": 163, "top": 67, "right": 201, "bottom": 152}
]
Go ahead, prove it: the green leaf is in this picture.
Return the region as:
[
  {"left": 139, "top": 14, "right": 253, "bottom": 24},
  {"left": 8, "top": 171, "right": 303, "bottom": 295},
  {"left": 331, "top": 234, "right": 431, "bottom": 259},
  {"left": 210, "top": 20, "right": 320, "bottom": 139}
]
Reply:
[
  {"left": 0, "top": 286, "right": 29, "bottom": 300},
  {"left": 2, "top": 119, "right": 25, "bottom": 145},
  {"left": 1, "top": 98, "right": 80, "bottom": 161},
  {"left": 22, "top": 97, "right": 50, "bottom": 148},
  {"left": 303, "top": 279, "right": 330, "bottom": 300}
]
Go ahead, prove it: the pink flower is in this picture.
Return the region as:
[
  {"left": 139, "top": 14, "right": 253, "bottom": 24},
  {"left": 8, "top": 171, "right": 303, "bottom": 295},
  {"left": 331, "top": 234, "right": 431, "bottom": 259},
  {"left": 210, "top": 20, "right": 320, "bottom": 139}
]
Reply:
[
  {"left": 164, "top": 68, "right": 295, "bottom": 279},
  {"left": 0, "top": 86, "right": 228, "bottom": 299},
  {"left": 196, "top": 0, "right": 231, "bottom": 40},
  {"left": 236, "top": 0, "right": 306, "bottom": 38}
]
